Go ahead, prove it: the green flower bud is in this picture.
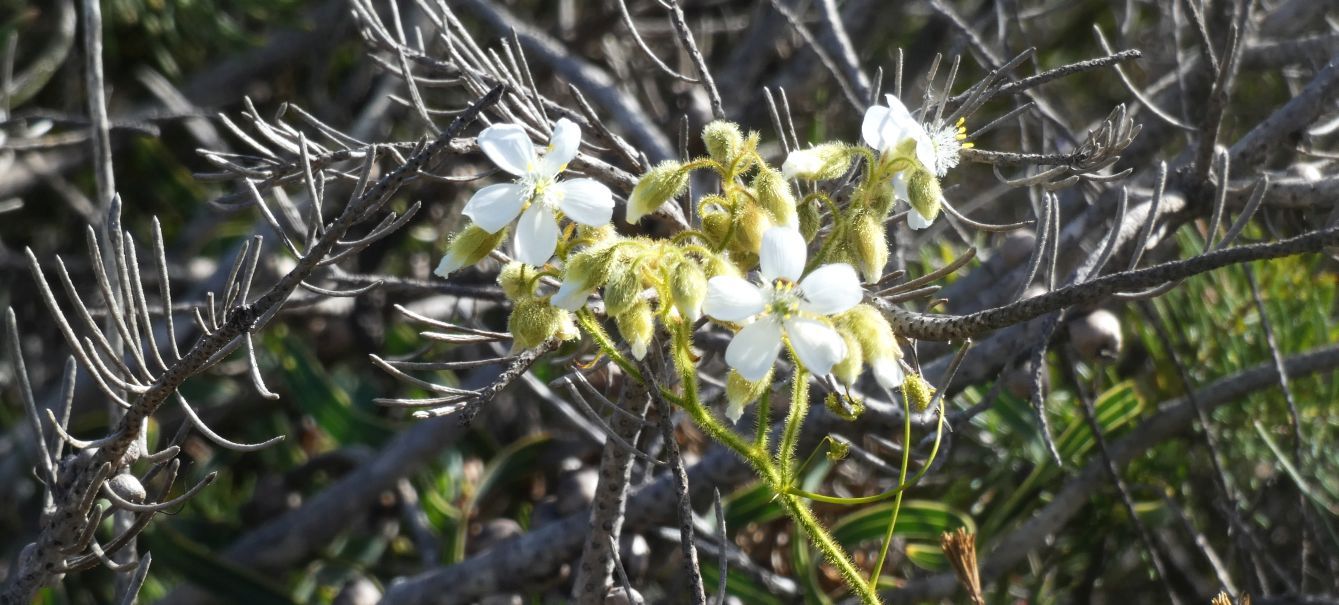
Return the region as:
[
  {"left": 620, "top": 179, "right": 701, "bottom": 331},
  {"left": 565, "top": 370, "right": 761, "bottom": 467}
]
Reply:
[
  {"left": 849, "top": 210, "right": 889, "bottom": 283},
  {"left": 797, "top": 200, "right": 821, "bottom": 243},
  {"left": 434, "top": 224, "right": 506, "bottom": 277},
  {"left": 725, "top": 369, "right": 770, "bottom": 422},
  {"left": 670, "top": 260, "right": 707, "bottom": 322},
  {"left": 832, "top": 330, "right": 864, "bottom": 386},
  {"left": 702, "top": 120, "right": 744, "bottom": 166},
  {"left": 824, "top": 392, "right": 865, "bottom": 421},
  {"left": 732, "top": 203, "right": 772, "bottom": 256},
  {"left": 907, "top": 168, "right": 943, "bottom": 227},
  {"left": 551, "top": 244, "right": 620, "bottom": 311},
  {"left": 615, "top": 298, "right": 655, "bottom": 360},
  {"left": 701, "top": 208, "right": 730, "bottom": 248},
  {"left": 603, "top": 262, "right": 643, "bottom": 317},
  {"left": 902, "top": 372, "right": 936, "bottom": 412},
  {"left": 497, "top": 262, "right": 535, "bottom": 301},
  {"left": 752, "top": 167, "right": 798, "bottom": 228},
  {"left": 509, "top": 298, "right": 569, "bottom": 350},
  {"left": 627, "top": 161, "right": 689, "bottom": 223},
  {"left": 839, "top": 304, "right": 904, "bottom": 389},
  {"left": 782, "top": 143, "right": 852, "bottom": 181}
]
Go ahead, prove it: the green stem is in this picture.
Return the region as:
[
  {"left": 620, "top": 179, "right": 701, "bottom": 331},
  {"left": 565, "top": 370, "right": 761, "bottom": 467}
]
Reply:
[
  {"left": 777, "top": 364, "right": 810, "bottom": 484},
  {"left": 779, "top": 493, "right": 882, "bottom": 605},
  {"left": 869, "top": 388, "right": 913, "bottom": 590},
  {"left": 754, "top": 385, "right": 771, "bottom": 451},
  {"left": 575, "top": 309, "right": 642, "bottom": 381}
]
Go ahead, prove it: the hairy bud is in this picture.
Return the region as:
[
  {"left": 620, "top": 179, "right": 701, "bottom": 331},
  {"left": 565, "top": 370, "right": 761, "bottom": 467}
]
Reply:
[
  {"left": 797, "top": 200, "right": 821, "bottom": 243},
  {"left": 752, "top": 167, "right": 798, "bottom": 228},
  {"left": 615, "top": 298, "right": 655, "bottom": 360},
  {"left": 782, "top": 143, "right": 852, "bottom": 181},
  {"left": 627, "top": 161, "right": 689, "bottom": 223},
  {"left": 497, "top": 262, "right": 535, "bottom": 301},
  {"left": 551, "top": 245, "right": 619, "bottom": 311},
  {"left": 907, "top": 168, "right": 943, "bottom": 230},
  {"left": 509, "top": 298, "right": 570, "bottom": 349},
  {"left": 840, "top": 304, "right": 904, "bottom": 389},
  {"left": 602, "top": 263, "right": 642, "bottom": 317},
  {"left": 434, "top": 224, "right": 506, "bottom": 277},
  {"left": 702, "top": 120, "right": 744, "bottom": 166},
  {"left": 850, "top": 211, "right": 889, "bottom": 283},
  {"left": 670, "top": 260, "right": 707, "bottom": 322}
]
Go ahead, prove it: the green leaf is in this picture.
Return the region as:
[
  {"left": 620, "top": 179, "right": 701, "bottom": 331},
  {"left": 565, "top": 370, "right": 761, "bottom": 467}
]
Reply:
[{"left": 452, "top": 433, "right": 552, "bottom": 561}]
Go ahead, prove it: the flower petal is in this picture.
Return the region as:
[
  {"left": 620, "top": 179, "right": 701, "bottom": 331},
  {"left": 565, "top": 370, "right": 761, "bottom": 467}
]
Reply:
[
  {"left": 550, "top": 279, "right": 591, "bottom": 311},
  {"left": 797, "top": 264, "right": 863, "bottom": 315},
  {"left": 462, "top": 183, "right": 527, "bottom": 233},
  {"left": 433, "top": 250, "right": 467, "bottom": 278},
  {"left": 861, "top": 104, "right": 895, "bottom": 152},
  {"left": 784, "top": 317, "right": 848, "bottom": 377},
  {"left": 872, "top": 357, "right": 906, "bottom": 390},
  {"left": 513, "top": 204, "right": 560, "bottom": 266},
  {"left": 892, "top": 171, "right": 910, "bottom": 201},
  {"left": 726, "top": 316, "right": 784, "bottom": 382},
  {"left": 538, "top": 118, "right": 581, "bottom": 178},
  {"left": 553, "top": 178, "right": 614, "bottom": 226},
  {"left": 907, "top": 207, "right": 933, "bottom": 230},
  {"left": 759, "top": 227, "right": 806, "bottom": 282},
  {"left": 703, "top": 276, "right": 765, "bottom": 322},
  {"left": 477, "top": 124, "right": 537, "bottom": 176}
]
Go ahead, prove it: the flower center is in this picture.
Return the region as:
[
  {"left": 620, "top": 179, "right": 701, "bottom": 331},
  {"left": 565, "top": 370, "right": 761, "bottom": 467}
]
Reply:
[
  {"left": 926, "top": 117, "right": 970, "bottom": 177},
  {"left": 522, "top": 174, "right": 558, "bottom": 210},
  {"left": 764, "top": 278, "right": 801, "bottom": 318}
]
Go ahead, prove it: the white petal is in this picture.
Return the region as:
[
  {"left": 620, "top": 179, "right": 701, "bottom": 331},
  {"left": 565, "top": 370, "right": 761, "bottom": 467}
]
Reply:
[
  {"left": 911, "top": 129, "right": 937, "bottom": 173},
  {"left": 884, "top": 94, "right": 919, "bottom": 126},
  {"left": 703, "top": 276, "right": 765, "bottom": 322},
  {"left": 907, "top": 207, "right": 933, "bottom": 230},
  {"left": 892, "top": 171, "right": 909, "bottom": 201},
  {"left": 513, "top": 204, "right": 560, "bottom": 266},
  {"left": 784, "top": 317, "right": 847, "bottom": 377},
  {"left": 782, "top": 149, "right": 821, "bottom": 179},
  {"left": 759, "top": 227, "right": 806, "bottom": 282},
  {"left": 872, "top": 357, "right": 905, "bottom": 390},
  {"left": 477, "top": 124, "right": 537, "bottom": 176},
  {"left": 550, "top": 279, "right": 591, "bottom": 311},
  {"left": 462, "top": 183, "right": 527, "bottom": 233},
  {"left": 538, "top": 118, "right": 581, "bottom": 178},
  {"left": 861, "top": 105, "right": 895, "bottom": 152},
  {"left": 553, "top": 178, "right": 614, "bottom": 226},
  {"left": 797, "top": 264, "right": 863, "bottom": 315},
  {"left": 725, "top": 316, "right": 784, "bottom": 382},
  {"left": 433, "top": 250, "right": 467, "bottom": 277}
]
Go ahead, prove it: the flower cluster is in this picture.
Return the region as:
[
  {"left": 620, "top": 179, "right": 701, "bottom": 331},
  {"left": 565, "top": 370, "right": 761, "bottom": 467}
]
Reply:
[{"left": 432, "top": 95, "right": 965, "bottom": 416}]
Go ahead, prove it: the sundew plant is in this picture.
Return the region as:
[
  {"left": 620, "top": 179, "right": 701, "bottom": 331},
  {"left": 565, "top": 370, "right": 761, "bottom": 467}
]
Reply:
[{"left": 3, "top": 1, "right": 1339, "bottom": 604}]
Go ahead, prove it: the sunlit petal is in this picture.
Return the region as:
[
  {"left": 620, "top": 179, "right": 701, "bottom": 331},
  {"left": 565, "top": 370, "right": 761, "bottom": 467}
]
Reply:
[
  {"left": 797, "top": 264, "right": 863, "bottom": 315},
  {"left": 873, "top": 357, "right": 905, "bottom": 390},
  {"left": 784, "top": 317, "right": 847, "bottom": 377},
  {"left": 907, "top": 207, "right": 933, "bottom": 230},
  {"left": 759, "top": 227, "right": 806, "bottom": 282},
  {"left": 477, "top": 124, "right": 537, "bottom": 176},
  {"left": 726, "top": 316, "right": 784, "bottom": 382},
  {"left": 703, "top": 276, "right": 765, "bottom": 322},
  {"left": 513, "top": 204, "right": 559, "bottom": 266},
  {"left": 538, "top": 118, "right": 581, "bottom": 178},
  {"left": 461, "top": 183, "right": 527, "bottom": 233},
  {"left": 553, "top": 178, "right": 614, "bottom": 226}
]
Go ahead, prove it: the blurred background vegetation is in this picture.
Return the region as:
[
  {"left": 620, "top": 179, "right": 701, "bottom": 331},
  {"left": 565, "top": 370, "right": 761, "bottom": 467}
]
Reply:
[{"left": 1, "top": 0, "right": 1336, "bottom": 603}]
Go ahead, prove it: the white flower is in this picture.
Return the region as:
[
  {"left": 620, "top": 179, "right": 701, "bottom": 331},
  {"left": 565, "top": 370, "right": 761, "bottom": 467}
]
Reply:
[
  {"left": 461, "top": 118, "right": 614, "bottom": 267},
  {"left": 863, "top": 94, "right": 965, "bottom": 177},
  {"left": 862, "top": 94, "right": 936, "bottom": 171},
  {"left": 702, "top": 227, "right": 863, "bottom": 381}
]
